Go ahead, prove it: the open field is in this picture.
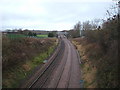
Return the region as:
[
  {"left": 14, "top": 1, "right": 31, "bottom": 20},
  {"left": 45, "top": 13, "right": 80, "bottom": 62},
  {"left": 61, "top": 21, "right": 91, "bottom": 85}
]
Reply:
[
  {"left": 37, "top": 35, "right": 48, "bottom": 38},
  {"left": 5, "top": 34, "right": 48, "bottom": 39},
  {"left": 7, "top": 34, "right": 27, "bottom": 38}
]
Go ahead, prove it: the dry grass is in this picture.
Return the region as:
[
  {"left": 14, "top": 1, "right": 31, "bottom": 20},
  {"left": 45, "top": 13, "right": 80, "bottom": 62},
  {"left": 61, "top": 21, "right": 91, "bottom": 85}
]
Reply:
[
  {"left": 72, "top": 40, "right": 97, "bottom": 88},
  {"left": 2, "top": 36, "right": 58, "bottom": 88},
  {"left": 22, "top": 64, "right": 31, "bottom": 71},
  {"left": 72, "top": 37, "right": 118, "bottom": 88}
]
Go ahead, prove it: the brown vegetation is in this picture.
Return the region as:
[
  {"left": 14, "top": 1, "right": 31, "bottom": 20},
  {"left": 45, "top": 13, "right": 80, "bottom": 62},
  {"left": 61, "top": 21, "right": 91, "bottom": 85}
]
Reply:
[
  {"left": 72, "top": 15, "right": 119, "bottom": 88},
  {"left": 2, "top": 37, "right": 56, "bottom": 70},
  {"left": 2, "top": 36, "right": 57, "bottom": 88},
  {"left": 73, "top": 38, "right": 118, "bottom": 87}
]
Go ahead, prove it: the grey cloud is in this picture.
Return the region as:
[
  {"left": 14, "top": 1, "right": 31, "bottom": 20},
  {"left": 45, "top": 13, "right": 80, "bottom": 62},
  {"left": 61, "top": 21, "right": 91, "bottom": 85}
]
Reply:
[{"left": 0, "top": 1, "right": 113, "bottom": 30}]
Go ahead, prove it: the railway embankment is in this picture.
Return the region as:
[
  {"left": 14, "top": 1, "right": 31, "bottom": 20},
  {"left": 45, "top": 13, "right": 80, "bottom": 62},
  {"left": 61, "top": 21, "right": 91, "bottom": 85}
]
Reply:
[{"left": 2, "top": 36, "right": 58, "bottom": 88}]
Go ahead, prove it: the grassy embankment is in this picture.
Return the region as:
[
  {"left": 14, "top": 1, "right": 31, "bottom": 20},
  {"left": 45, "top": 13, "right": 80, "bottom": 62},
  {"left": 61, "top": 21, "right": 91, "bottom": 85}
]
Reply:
[
  {"left": 72, "top": 30, "right": 118, "bottom": 88},
  {"left": 72, "top": 14, "right": 118, "bottom": 88},
  {"left": 2, "top": 36, "right": 58, "bottom": 88}
]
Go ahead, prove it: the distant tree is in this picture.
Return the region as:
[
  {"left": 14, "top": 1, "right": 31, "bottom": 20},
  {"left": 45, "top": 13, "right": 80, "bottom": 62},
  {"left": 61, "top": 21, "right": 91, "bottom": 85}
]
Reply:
[
  {"left": 52, "top": 31, "right": 57, "bottom": 37},
  {"left": 48, "top": 33, "right": 54, "bottom": 37},
  {"left": 70, "top": 21, "right": 81, "bottom": 37},
  {"left": 22, "top": 29, "right": 29, "bottom": 35},
  {"left": 28, "top": 31, "right": 33, "bottom": 36},
  {"left": 82, "top": 21, "right": 92, "bottom": 30},
  {"left": 74, "top": 21, "right": 81, "bottom": 31},
  {"left": 18, "top": 29, "right": 23, "bottom": 34},
  {"left": 68, "top": 29, "right": 79, "bottom": 38},
  {"left": 33, "top": 33, "right": 37, "bottom": 37},
  {"left": 91, "top": 19, "right": 101, "bottom": 30}
]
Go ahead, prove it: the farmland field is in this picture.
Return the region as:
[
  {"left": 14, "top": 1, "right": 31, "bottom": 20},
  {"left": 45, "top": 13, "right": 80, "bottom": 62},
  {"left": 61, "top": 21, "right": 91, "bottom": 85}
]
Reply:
[
  {"left": 7, "top": 34, "right": 27, "bottom": 38},
  {"left": 6, "top": 34, "right": 48, "bottom": 39},
  {"left": 37, "top": 34, "right": 48, "bottom": 38}
]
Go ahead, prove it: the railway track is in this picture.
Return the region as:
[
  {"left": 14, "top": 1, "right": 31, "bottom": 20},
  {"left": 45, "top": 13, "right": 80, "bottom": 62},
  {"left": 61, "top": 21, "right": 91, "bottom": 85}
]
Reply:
[
  {"left": 21, "top": 37, "right": 82, "bottom": 88},
  {"left": 21, "top": 38, "right": 65, "bottom": 88},
  {"left": 31, "top": 39, "right": 65, "bottom": 88},
  {"left": 42, "top": 38, "right": 81, "bottom": 88}
]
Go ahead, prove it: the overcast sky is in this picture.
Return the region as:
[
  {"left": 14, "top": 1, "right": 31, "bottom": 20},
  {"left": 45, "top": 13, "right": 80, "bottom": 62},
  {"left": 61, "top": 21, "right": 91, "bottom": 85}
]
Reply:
[{"left": 0, "top": 0, "right": 116, "bottom": 31}]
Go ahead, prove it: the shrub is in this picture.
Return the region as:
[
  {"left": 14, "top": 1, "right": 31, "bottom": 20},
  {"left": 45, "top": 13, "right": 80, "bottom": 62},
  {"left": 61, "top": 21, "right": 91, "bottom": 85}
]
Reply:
[
  {"left": 2, "top": 37, "right": 55, "bottom": 70},
  {"left": 48, "top": 32, "right": 54, "bottom": 37}
]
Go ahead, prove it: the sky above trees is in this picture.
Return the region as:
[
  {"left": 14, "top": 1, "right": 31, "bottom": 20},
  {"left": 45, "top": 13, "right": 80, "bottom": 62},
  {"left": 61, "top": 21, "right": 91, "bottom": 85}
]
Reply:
[{"left": 0, "top": 0, "right": 116, "bottom": 31}]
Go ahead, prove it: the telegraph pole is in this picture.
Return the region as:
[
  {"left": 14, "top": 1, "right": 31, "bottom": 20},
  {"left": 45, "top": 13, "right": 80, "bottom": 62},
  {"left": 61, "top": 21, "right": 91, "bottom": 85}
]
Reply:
[
  {"left": 80, "top": 29, "right": 81, "bottom": 37},
  {"left": 118, "top": 1, "right": 120, "bottom": 15}
]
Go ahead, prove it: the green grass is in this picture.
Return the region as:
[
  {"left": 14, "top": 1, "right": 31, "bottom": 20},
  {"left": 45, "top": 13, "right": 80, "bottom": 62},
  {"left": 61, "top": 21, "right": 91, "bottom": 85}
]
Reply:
[
  {"left": 37, "top": 34, "right": 48, "bottom": 38},
  {"left": 31, "top": 47, "right": 54, "bottom": 68},
  {"left": 6, "top": 34, "right": 48, "bottom": 39},
  {"left": 7, "top": 34, "right": 26, "bottom": 39}
]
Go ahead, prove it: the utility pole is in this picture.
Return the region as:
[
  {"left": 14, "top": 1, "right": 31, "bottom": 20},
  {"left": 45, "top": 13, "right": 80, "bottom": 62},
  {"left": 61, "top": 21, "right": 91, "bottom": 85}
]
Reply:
[
  {"left": 118, "top": 1, "right": 120, "bottom": 15},
  {"left": 80, "top": 29, "right": 81, "bottom": 37}
]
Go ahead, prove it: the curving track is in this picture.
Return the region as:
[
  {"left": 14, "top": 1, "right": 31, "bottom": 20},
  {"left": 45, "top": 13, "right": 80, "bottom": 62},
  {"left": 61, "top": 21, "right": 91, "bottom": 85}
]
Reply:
[{"left": 21, "top": 37, "right": 82, "bottom": 88}]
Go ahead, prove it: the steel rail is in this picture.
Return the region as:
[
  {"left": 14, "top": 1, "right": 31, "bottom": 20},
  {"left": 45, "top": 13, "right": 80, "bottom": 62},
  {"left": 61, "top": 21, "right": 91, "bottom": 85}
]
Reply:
[{"left": 28, "top": 38, "right": 65, "bottom": 88}]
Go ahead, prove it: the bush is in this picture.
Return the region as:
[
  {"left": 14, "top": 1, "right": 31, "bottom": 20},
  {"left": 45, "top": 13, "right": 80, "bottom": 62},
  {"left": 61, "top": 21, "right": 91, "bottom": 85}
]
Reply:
[
  {"left": 2, "top": 37, "right": 55, "bottom": 70},
  {"left": 73, "top": 15, "right": 119, "bottom": 88},
  {"left": 2, "top": 36, "right": 57, "bottom": 88},
  {"left": 28, "top": 31, "right": 37, "bottom": 37},
  {"left": 48, "top": 32, "right": 54, "bottom": 37}
]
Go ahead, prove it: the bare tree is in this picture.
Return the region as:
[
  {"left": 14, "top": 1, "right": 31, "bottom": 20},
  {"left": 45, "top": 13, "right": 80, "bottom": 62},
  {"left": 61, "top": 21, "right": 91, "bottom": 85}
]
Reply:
[
  {"left": 91, "top": 19, "right": 101, "bottom": 30},
  {"left": 106, "top": 1, "right": 118, "bottom": 19},
  {"left": 82, "top": 21, "right": 92, "bottom": 30},
  {"left": 74, "top": 21, "right": 81, "bottom": 31}
]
